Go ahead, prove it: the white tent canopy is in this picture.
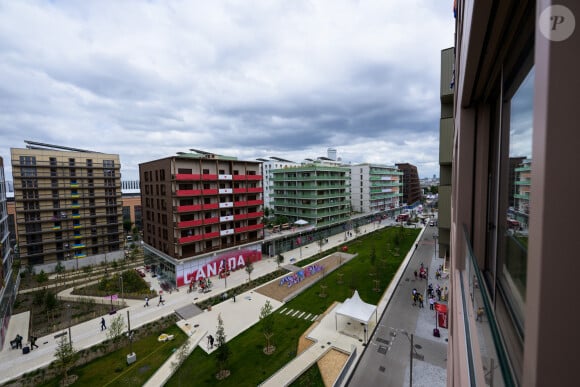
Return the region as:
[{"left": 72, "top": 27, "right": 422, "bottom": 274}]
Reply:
[
  {"left": 294, "top": 219, "right": 308, "bottom": 225},
  {"left": 335, "top": 290, "right": 377, "bottom": 330}
]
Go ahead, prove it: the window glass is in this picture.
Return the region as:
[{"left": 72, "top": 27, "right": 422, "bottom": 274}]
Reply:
[{"left": 501, "top": 67, "right": 534, "bottom": 327}]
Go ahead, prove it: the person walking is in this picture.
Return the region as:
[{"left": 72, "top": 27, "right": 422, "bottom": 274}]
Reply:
[
  {"left": 100, "top": 317, "right": 107, "bottom": 331},
  {"left": 419, "top": 294, "right": 424, "bottom": 308},
  {"left": 144, "top": 296, "right": 149, "bottom": 307},
  {"left": 158, "top": 295, "right": 165, "bottom": 306},
  {"left": 209, "top": 335, "right": 214, "bottom": 349},
  {"left": 30, "top": 334, "right": 39, "bottom": 350},
  {"left": 429, "top": 295, "right": 435, "bottom": 310}
]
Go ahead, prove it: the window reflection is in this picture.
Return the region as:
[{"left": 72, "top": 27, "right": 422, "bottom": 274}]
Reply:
[{"left": 502, "top": 67, "right": 534, "bottom": 328}]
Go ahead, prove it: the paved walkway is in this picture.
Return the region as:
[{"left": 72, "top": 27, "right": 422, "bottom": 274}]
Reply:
[{"left": 0, "top": 217, "right": 426, "bottom": 385}]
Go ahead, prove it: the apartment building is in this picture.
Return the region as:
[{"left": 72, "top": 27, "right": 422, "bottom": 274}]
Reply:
[
  {"left": 0, "top": 157, "right": 17, "bottom": 350},
  {"left": 10, "top": 142, "right": 124, "bottom": 271},
  {"left": 395, "top": 163, "right": 422, "bottom": 206},
  {"left": 257, "top": 157, "right": 297, "bottom": 211},
  {"left": 349, "top": 163, "right": 402, "bottom": 215},
  {"left": 445, "top": 1, "right": 579, "bottom": 386},
  {"left": 272, "top": 164, "right": 350, "bottom": 227},
  {"left": 139, "top": 150, "right": 264, "bottom": 287}
]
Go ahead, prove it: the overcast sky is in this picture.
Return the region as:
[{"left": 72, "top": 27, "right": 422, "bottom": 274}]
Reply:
[{"left": 0, "top": 0, "right": 454, "bottom": 181}]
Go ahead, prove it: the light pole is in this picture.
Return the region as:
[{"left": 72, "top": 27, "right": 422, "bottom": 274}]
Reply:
[
  {"left": 433, "top": 234, "right": 438, "bottom": 260},
  {"left": 66, "top": 304, "right": 72, "bottom": 346},
  {"left": 119, "top": 275, "right": 124, "bottom": 305}
]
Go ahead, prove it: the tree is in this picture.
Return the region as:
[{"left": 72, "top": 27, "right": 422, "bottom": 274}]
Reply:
[
  {"left": 106, "top": 314, "right": 126, "bottom": 349},
  {"left": 215, "top": 314, "right": 231, "bottom": 380},
  {"left": 171, "top": 339, "right": 191, "bottom": 373},
  {"left": 35, "top": 270, "right": 49, "bottom": 287},
  {"left": 44, "top": 291, "right": 58, "bottom": 324},
  {"left": 276, "top": 254, "right": 284, "bottom": 268},
  {"left": 54, "top": 335, "right": 78, "bottom": 383},
  {"left": 244, "top": 259, "right": 254, "bottom": 282},
  {"left": 55, "top": 261, "right": 65, "bottom": 288},
  {"left": 123, "top": 219, "right": 133, "bottom": 234},
  {"left": 260, "top": 301, "right": 275, "bottom": 355}
]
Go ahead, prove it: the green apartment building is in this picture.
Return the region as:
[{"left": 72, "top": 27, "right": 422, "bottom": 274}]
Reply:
[{"left": 272, "top": 164, "right": 350, "bottom": 227}]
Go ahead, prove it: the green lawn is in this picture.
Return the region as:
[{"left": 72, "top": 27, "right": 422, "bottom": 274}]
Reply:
[
  {"left": 37, "top": 324, "right": 187, "bottom": 387},
  {"left": 167, "top": 226, "right": 419, "bottom": 386},
  {"left": 289, "top": 363, "right": 325, "bottom": 387}
]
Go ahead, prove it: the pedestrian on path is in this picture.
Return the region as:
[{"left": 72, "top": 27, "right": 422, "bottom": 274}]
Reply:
[
  {"left": 158, "top": 295, "right": 165, "bottom": 306},
  {"left": 429, "top": 295, "right": 435, "bottom": 310},
  {"left": 29, "top": 335, "right": 39, "bottom": 350},
  {"left": 209, "top": 335, "right": 214, "bottom": 348},
  {"left": 144, "top": 296, "right": 149, "bottom": 307},
  {"left": 100, "top": 317, "right": 107, "bottom": 331},
  {"left": 419, "top": 294, "right": 424, "bottom": 308}
]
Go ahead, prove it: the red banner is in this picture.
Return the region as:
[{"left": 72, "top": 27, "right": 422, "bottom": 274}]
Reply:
[{"left": 435, "top": 303, "right": 448, "bottom": 329}]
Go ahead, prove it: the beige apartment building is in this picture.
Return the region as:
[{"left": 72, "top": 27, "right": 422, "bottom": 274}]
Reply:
[
  {"left": 11, "top": 141, "right": 124, "bottom": 271},
  {"left": 443, "top": 1, "right": 579, "bottom": 386}
]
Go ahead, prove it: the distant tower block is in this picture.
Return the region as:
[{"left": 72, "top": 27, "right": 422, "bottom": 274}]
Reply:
[{"left": 327, "top": 148, "right": 337, "bottom": 161}]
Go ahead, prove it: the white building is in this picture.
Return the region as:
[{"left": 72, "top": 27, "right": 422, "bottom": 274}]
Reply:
[
  {"left": 350, "top": 163, "right": 403, "bottom": 215},
  {"left": 257, "top": 157, "right": 298, "bottom": 211}
]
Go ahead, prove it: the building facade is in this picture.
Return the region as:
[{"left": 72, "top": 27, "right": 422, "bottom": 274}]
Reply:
[
  {"left": 0, "top": 157, "right": 17, "bottom": 350},
  {"left": 349, "top": 163, "right": 402, "bottom": 215},
  {"left": 10, "top": 142, "right": 124, "bottom": 270},
  {"left": 139, "top": 150, "right": 264, "bottom": 288},
  {"left": 272, "top": 164, "right": 350, "bottom": 227},
  {"left": 257, "top": 157, "right": 298, "bottom": 211},
  {"left": 445, "top": 1, "right": 579, "bottom": 386},
  {"left": 395, "top": 163, "right": 421, "bottom": 206}
]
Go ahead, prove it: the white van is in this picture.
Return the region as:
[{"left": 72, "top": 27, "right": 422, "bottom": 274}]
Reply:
[{"left": 126, "top": 235, "right": 133, "bottom": 242}]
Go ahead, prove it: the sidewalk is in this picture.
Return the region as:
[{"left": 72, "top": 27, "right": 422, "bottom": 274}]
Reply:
[{"left": 0, "top": 218, "right": 402, "bottom": 385}]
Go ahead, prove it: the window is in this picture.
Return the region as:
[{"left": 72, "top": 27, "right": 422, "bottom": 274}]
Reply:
[
  {"left": 20, "top": 156, "right": 36, "bottom": 165},
  {"left": 103, "top": 160, "right": 115, "bottom": 168}
]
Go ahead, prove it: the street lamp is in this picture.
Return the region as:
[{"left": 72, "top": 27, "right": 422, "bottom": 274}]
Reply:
[
  {"left": 119, "top": 275, "right": 124, "bottom": 305},
  {"left": 433, "top": 234, "right": 438, "bottom": 260},
  {"left": 66, "top": 304, "right": 72, "bottom": 346}
]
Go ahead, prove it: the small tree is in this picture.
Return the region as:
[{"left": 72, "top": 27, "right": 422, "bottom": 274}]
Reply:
[
  {"left": 172, "top": 339, "right": 191, "bottom": 372},
  {"left": 36, "top": 270, "right": 49, "bottom": 287},
  {"left": 276, "top": 254, "right": 284, "bottom": 268},
  {"left": 215, "top": 314, "right": 231, "bottom": 380},
  {"left": 54, "top": 335, "right": 78, "bottom": 383},
  {"left": 244, "top": 259, "right": 254, "bottom": 282},
  {"left": 260, "top": 301, "right": 275, "bottom": 355},
  {"left": 55, "top": 261, "right": 65, "bottom": 288},
  {"left": 106, "top": 314, "right": 126, "bottom": 349}
]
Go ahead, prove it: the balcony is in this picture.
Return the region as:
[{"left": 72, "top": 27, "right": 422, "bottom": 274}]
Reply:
[
  {"left": 72, "top": 243, "right": 85, "bottom": 249},
  {"left": 234, "top": 213, "right": 248, "bottom": 221},
  {"left": 234, "top": 200, "right": 247, "bottom": 207},
  {"left": 247, "top": 211, "right": 264, "bottom": 219},
  {"left": 219, "top": 188, "right": 233, "bottom": 194},
  {"left": 175, "top": 173, "right": 201, "bottom": 181},
  {"left": 202, "top": 203, "right": 219, "bottom": 210},
  {"left": 178, "top": 234, "right": 203, "bottom": 244},
  {"left": 201, "top": 174, "right": 218, "bottom": 181},
  {"left": 203, "top": 217, "right": 219, "bottom": 225},
  {"left": 202, "top": 189, "right": 219, "bottom": 195},
  {"left": 177, "top": 204, "right": 202, "bottom": 213},
  {"left": 233, "top": 188, "right": 247, "bottom": 194},
  {"left": 218, "top": 174, "right": 233, "bottom": 180},
  {"left": 176, "top": 189, "right": 202, "bottom": 196},
  {"left": 246, "top": 175, "right": 262, "bottom": 181},
  {"left": 219, "top": 202, "right": 233, "bottom": 209},
  {"left": 177, "top": 219, "right": 203, "bottom": 228},
  {"left": 234, "top": 224, "right": 263, "bottom": 233},
  {"left": 220, "top": 229, "right": 234, "bottom": 236},
  {"left": 247, "top": 187, "right": 262, "bottom": 193},
  {"left": 456, "top": 226, "right": 515, "bottom": 386},
  {"left": 246, "top": 199, "right": 263, "bottom": 206},
  {"left": 204, "top": 231, "right": 220, "bottom": 239}
]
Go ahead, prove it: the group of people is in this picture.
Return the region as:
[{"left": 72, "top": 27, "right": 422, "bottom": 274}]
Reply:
[
  {"left": 10, "top": 334, "right": 39, "bottom": 351},
  {"left": 427, "top": 283, "right": 448, "bottom": 301},
  {"left": 411, "top": 288, "right": 424, "bottom": 308}
]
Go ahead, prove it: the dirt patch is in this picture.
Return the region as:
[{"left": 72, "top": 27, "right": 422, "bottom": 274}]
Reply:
[
  {"left": 318, "top": 349, "right": 349, "bottom": 386},
  {"left": 254, "top": 254, "right": 350, "bottom": 302}
]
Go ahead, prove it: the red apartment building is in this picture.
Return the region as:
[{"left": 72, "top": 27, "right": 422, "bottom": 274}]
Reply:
[{"left": 139, "top": 150, "right": 264, "bottom": 288}]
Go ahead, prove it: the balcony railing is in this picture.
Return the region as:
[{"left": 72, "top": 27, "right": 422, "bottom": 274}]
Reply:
[{"left": 460, "top": 225, "right": 515, "bottom": 386}]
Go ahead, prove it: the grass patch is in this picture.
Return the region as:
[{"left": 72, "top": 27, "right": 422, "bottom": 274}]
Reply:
[
  {"left": 289, "top": 363, "right": 325, "bottom": 387},
  {"left": 36, "top": 324, "right": 187, "bottom": 387}
]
